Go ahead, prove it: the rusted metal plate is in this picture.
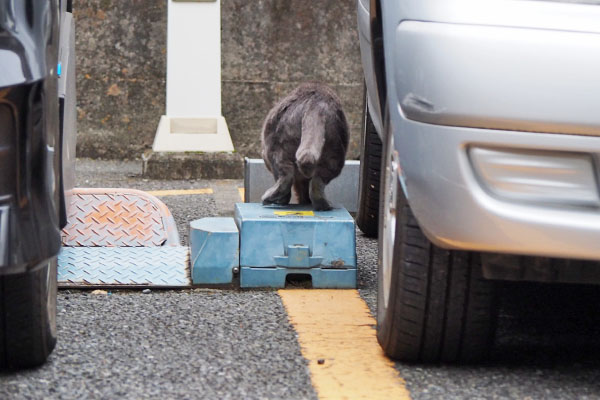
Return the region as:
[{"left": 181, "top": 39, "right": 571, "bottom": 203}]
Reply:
[
  {"left": 58, "top": 246, "right": 190, "bottom": 288},
  {"left": 61, "top": 188, "right": 180, "bottom": 247}
]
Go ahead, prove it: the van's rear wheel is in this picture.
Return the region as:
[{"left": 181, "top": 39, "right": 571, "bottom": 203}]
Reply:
[
  {"left": 0, "top": 259, "right": 57, "bottom": 369},
  {"left": 376, "top": 132, "right": 497, "bottom": 363}
]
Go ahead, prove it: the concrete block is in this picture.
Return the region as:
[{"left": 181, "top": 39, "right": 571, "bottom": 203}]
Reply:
[
  {"left": 142, "top": 151, "right": 244, "bottom": 179},
  {"left": 190, "top": 217, "right": 239, "bottom": 285}
]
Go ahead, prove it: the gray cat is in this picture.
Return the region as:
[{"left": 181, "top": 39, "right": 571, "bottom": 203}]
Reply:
[{"left": 261, "top": 83, "right": 349, "bottom": 211}]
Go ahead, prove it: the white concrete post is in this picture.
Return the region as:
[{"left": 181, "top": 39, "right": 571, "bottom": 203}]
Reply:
[{"left": 153, "top": 0, "right": 234, "bottom": 152}]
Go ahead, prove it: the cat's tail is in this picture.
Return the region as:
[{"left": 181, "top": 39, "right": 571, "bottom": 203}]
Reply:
[
  {"left": 296, "top": 110, "right": 325, "bottom": 179},
  {"left": 296, "top": 147, "right": 319, "bottom": 178}
]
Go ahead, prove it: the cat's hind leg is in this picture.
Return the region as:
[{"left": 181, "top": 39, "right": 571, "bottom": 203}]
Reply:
[
  {"left": 262, "top": 177, "right": 292, "bottom": 205},
  {"left": 293, "top": 175, "right": 311, "bottom": 205},
  {"left": 309, "top": 176, "right": 332, "bottom": 211},
  {"left": 262, "top": 163, "right": 294, "bottom": 205}
]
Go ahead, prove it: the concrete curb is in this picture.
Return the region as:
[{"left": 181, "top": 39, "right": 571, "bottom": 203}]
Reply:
[{"left": 142, "top": 151, "right": 244, "bottom": 180}]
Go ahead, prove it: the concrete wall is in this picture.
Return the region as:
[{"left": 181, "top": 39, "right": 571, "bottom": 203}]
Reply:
[
  {"left": 74, "top": 0, "right": 167, "bottom": 160},
  {"left": 74, "top": 0, "right": 363, "bottom": 160}
]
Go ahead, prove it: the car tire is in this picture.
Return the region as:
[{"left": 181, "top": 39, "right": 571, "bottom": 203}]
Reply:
[
  {"left": 356, "top": 92, "right": 382, "bottom": 238},
  {"left": 376, "top": 130, "right": 497, "bottom": 363},
  {"left": 0, "top": 258, "right": 58, "bottom": 369}
]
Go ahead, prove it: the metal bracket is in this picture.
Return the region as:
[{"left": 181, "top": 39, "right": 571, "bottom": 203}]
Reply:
[{"left": 274, "top": 245, "right": 323, "bottom": 269}]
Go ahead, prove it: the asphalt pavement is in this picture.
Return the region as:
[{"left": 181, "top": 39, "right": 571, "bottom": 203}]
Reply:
[{"left": 2, "top": 159, "right": 600, "bottom": 399}]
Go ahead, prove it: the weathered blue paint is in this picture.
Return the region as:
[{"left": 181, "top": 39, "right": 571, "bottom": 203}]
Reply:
[
  {"left": 189, "top": 217, "right": 239, "bottom": 285},
  {"left": 240, "top": 267, "right": 357, "bottom": 289},
  {"left": 235, "top": 203, "right": 356, "bottom": 288}
]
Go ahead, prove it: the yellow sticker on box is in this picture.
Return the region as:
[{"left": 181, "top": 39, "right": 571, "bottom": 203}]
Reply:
[{"left": 274, "top": 211, "right": 315, "bottom": 217}]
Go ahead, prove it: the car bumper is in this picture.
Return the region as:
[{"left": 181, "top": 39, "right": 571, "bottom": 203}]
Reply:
[
  {"left": 382, "top": 0, "right": 600, "bottom": 260},
  {"left": 0, "top": 81, "right": 62, "bottom": 275},
  {"left": 397, "top": 121, "right": 600, "bottom": 261}
]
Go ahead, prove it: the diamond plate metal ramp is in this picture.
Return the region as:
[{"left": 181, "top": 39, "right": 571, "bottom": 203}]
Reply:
[
  {"left": 61, "top": 188, "right": 180, "bottom": 247},
  {"left": 58, "top": 247, "right": 190, "bottom": 288},
  {"left": 58, "top": 188, "right": 190, "bottom": 288}
]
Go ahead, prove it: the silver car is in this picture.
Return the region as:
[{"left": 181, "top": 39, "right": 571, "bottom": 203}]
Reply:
[{"left": 357, "top": 0, "right": 600, "bottom": 362}]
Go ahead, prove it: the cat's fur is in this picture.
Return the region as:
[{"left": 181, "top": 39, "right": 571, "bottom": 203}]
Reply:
[{"left": 261, "top": 83, "right": 349, "bottom": 211}]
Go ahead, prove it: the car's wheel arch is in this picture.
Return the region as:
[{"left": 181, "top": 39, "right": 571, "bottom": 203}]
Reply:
[{"left": 367, "top": 0, "right": 387, "bottom": 139}]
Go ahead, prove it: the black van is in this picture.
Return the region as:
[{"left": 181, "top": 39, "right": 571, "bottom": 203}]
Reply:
[{"left": 0, "top": 0, "right": 76, "bottom": 368}]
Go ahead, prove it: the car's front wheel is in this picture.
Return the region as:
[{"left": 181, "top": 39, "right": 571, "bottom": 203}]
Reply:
[
  {"left": 0, "top": 258, "right": 58, "bottom": 369},
  {"left": 376, "top": 132, "right": 497, "bottom": 363}
]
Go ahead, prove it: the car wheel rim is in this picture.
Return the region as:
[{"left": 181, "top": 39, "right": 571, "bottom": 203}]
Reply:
[{"left": 382, "top": 135, "right": 398, "bottom": 309}]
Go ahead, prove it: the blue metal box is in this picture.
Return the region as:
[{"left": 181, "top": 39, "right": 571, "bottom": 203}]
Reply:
[{"left": 234, "top": 203, "right": 356, "bottom": 288}]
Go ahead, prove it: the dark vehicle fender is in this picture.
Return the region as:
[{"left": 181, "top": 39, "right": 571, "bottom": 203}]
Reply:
[{"left": 0, "top": 0, "right": 59, "bottom": 88}]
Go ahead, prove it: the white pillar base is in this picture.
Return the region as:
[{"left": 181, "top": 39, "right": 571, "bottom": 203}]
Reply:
[{"left": 152, "top": 115, "right": 234, "bottom": 152}]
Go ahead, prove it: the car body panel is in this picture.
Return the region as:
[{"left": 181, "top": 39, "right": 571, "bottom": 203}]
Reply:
[
  {"left": 358, "top": 0, "right": 600, "bottom": 261},
  {"left": 0, "top": 0, "right": 75, "bottom": 274},
  {"left": 394, "top": 21, "right": 600, "bottom": 136},
  {"left": 357, "top": 0, "right": 383, "bottom": 135},
  {"left": 58, "top": 9, "right": 76, "bottom": 205},
  {"left": 361, "top": 0, "right": 600, "bottom": 132},
  {"left": 0, "top": 0, "right": 56, "bottom": 87},
  {"left": 0, "top": 80, "right": 62, "bottom": 274}
]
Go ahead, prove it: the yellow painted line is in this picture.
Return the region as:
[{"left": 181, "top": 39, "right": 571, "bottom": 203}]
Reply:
[
  {"left": 279, "top": 289, "right": 411, "bottom": 400},
  {"left": 238, "top": 188, "right": 245, "bottom": 201},
  {"left": 146, "top": 188, "right": 213, "bottom": 197}
]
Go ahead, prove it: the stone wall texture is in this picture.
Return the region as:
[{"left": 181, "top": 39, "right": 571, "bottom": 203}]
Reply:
[
  {"left": 74, "top": 0, "right": 363, "bottom": 160},
  {"left": 74, "top": 0, "right": 167, "bottom": 160}
]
